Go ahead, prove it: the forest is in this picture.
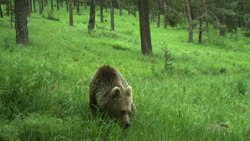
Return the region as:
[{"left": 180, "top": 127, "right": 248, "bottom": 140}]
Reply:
[{"left": 0, "top": 0, "right": 250, "bottom": 140}]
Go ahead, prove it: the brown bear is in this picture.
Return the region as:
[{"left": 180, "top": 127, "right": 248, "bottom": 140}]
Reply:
[{"left": 89, "top": 65, "right": 135, "bottom": 128}]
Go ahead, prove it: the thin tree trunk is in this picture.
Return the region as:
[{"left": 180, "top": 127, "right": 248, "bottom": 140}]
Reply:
[
  {"left": 186, "top": 0, "right": 193, "bottom": 43},
  {"left": 198, "top": 0, "right": 205, "bottom": 44},
  {"left": 69, "top": 0, "right": 73, "bottom": 26},
  {"left": 27, "top": 0, "right": 31, "bottom": 16},
  {"left": 163, "top": 1, "right": 167, "bottom": 29},
  {"left": 44, "top": 0, "right": 47, "bottom": 6},
  {"left": 29, "top": 0, "right": 32, "bottom": 13},
  {"left": 150, "top": 9, "right": 155, "bottom": 23},
  {"left": 56, "top": 0, "right": 59, "bottom": 10},
  {"left": 10, "top": 0, "right": 13, "bottom": 27},
  {"left": 119, "top": 0, "right": 122, "bottom": 16},
  {"left": 14, "top": 0, "right": 29, "bottom": 45},
  {"left": 66, "top": 0, "right": 68, "bottom": 12},
  {"left": 0, "top": 1, "right": 3, "bottom": 18},
  {"left": 138, "top": 0, "right": 152, "bottom": 55},
  {"left": 73, "top": 0, "right": 77, "bottom": 8},
  {"left": 6, "top": 0, "right": 10, "bottom": 16},
  {"left": 100, "top": 0, "right": 103, "bottom": 23},
  {"left": 39, "top": 0, "right": 43, "bottom": 14},
  {"left": 219, "top": 15, "right": 226, "bottom": 36},
  {"left": 157, "top": 0, "right": 161, "bottom": 27},
  {"left": 51, "top": 0, "right": 53, "bottom": 10},
  {"left": 110, "top": 0, "right": 114, "bottom": 31},
  {"left": 60, "top": 0, "right": 63, "bottom": 7},
  {"left": 10, "top": 0, "right": 15, "bottom": 28},
  {"left": 205, "top": 1, "right": 209, "bottom": 33},
  {"left": 33, "top": 0, "right": 36, "bottom": 12},
  {"left": 88, "top": 0, "right": 95, "bottom": 32},
  {"left": 105, "top": 0, "right": 108, "bottom": 12},
  {"left": 84, "top": 0, "right": 87, "bottom": 9},
  {"left": 77, "top": 0, "right": 80, "bottom": 14}
]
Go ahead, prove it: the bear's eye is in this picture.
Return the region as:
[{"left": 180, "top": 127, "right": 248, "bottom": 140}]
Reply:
[{"left": 120, "top": 111, "right": 126, "bottom": 115}]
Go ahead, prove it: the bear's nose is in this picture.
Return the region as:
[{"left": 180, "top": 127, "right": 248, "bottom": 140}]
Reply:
[{"left": 124, "top": 123, "right": 130, "bottom": 128}]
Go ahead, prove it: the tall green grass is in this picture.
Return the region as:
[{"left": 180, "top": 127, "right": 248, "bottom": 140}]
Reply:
[{"left": 0, "top": 4, "right": 250, "bottom": 141}]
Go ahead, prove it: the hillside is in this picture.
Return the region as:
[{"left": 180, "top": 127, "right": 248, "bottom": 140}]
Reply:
[{"left": 0, "top": 6, "right": 250, "bottom": 141}]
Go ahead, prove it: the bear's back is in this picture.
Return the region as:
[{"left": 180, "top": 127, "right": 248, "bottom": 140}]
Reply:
[{"left": 90, "top": 65, "right": 128, "bottom": 96}]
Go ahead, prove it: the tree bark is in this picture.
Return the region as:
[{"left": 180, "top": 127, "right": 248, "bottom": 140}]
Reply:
[
  {"left": 138, "top": 0, "right": 152, "bottom": 55},
  {"left": 14, "top": 0, "right": 29, "bottom": 45},
  {"left": 39, "top": 0, "right": 43, "bottom": 14},
  {"left": 110, "top": 0, "right": 115, "bottom": 31},
  {"left": 69, "top": 0, "right": 73, "bottom": 26},
  {"left": 60, "top": 0, "right": 63, "bottom": 7},
  {"left": 0, "top": 0, "right": 3, "bottom": 18},
  {"left": 119, "top": 0, "right": 122, "bottom": 16},
  {"left": 100, "top": 0, "right": 103, "bottom": 23},
  {"left": 77, "top": 0, "right": 80, "bottom": 14},
  {"left": 10, "top": 0, "right": 13, "bottom": 27},
  {"left": 56, "top": 0, "right": 59, "bottom": 10},
  {"left": 51, "top": 0, "right": 54, "bottom": 10},
  {"left": 66, "top": 0, "right": 68, "bottom": 12},
  {"left": 198, "top": 0, "right": 205, "bottom": 44},
  {"left": 88, "top": 0, "right": 95, "bottom": 32},
  {"left": 163, "top": 1, "right": 167, "bottom": 29},
  {"left": 84, "top": 0, "right": 87, "bottom": 9},
  {"left": 157, "top": 0, "right": 161, "bottom": 28},
  {"left": 186, "top": 0, "right": 193, "bottom": 43},
  {"left": 29, "top": 0, "right": 32, "bottom": 13},
  {"left": 6, "top": 0, "right": 10, "bottom": 16},
  {"left": 33, "top": 0, "right": 36, "bottom": 12},
  {"left": 205, "top": 1, "right": 209, "bottom": 33}
]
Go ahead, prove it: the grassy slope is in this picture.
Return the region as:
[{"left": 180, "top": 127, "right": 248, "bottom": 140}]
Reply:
[{"left": 0, "top": 5, "right": 250, "bottom": 141}]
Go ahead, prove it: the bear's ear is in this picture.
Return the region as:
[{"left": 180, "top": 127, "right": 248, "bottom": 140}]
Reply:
[
  {"left": 110, "top": 87, "right": 121, "bottom": 99},
  {"left": 126, "top": 86, "right": 132, "bottom": 97}
]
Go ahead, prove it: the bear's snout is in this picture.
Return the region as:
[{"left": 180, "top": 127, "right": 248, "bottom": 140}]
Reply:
[{"left": 122, "top": 121, "right": 130, "bottom": 128}]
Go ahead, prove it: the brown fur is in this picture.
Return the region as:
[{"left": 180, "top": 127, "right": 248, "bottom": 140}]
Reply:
[{"left": 89, "top": 65, "right": 135, "bottom": 128}]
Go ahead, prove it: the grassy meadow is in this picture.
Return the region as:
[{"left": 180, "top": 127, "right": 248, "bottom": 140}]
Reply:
[{"left": 0, "top": 4, "right": 250, "bottom": 141}]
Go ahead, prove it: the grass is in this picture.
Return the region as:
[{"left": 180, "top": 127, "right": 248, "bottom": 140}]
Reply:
[{"left": 0, "top": 4, "right": 250, "bottom": 141}]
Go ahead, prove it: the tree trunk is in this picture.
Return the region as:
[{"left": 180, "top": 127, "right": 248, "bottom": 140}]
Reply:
[
  {"left": 51, "top": 0, "right": 53, "bottom": 10},
  {"left": 6, "top": 0, "right": 10, "bottom": 16},
  {"left": 33, "top": 0, "right": 36, "bottom": 12},
  {"left": 157, "top": 0, "right": 161, "bottom": 28},
  {"left": 186, "top": 0, "right": 193, "bottom": 43},
  {"left": 69, "top": 0, "right": 73, "bottom": 26},
  {"left": 56, "top": 0, "right": 59, "bottom": 10},
  {"left": 73, "top": 0, "right": 77, "bottom": 8},
  {"left": 100, "top": 0, "right": 103, "bottom": 23},
  {"left": 76, "top": 0, "right": 80, "bottom": 14},
  {"left": 66, "top": 0, "right": 68, "bottom": 12},
  {"left": 14, "top": 0, "right": 29, "bottom": 45},
  {"left": 110, "top": 0, "right": 114, "bottom": 31},
  {"left": 163, "top": 1, "right": 167, "bottom": 29},
  {"left": 0, "top": 0, "right": 3, "bottom": 18},
  {"left": 138, "top": 0, "right": 152, "bottom": 55},
  {"left": 84, "top": 0, "right": 87, "bottom": 9},
  {"left": 27, "top": 0, "right": 31, "bottom": 16},
  {"left": 219, "top": 27, "right": 226, "bottom": 36},
  {"left": 119, "top": 0, "right": 122, "bottom": 16},
  {"left": 44, "top": 0, "right": 47, "bottom": 6},
  {"left": 205, "top": 1, "right": 209, "bottom": 33},
  {"left": 198, "top": 0, "right": 205, "bottom": 44},
  {"left": 10, "top": 0, "right": 14, "bottom": 27},
  {"left": 29, "top": 0, "right": 32, "bottom": 13},
  {"left": 105, "top": 0, "right": 108, "bottom": 12},
  {"left": 88, "top": 0, "right": 95, "bottom": 32},
  {"left": 39, "top": 0, "right": 43, "bottom": 14},
  {"left": 60, "top": 0, "right": 63, "bottom": 7}
]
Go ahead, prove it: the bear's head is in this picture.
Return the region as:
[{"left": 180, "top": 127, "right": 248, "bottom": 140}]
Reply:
[{"left": 106, "top": 86, "right": 134, "bottom": 128}]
